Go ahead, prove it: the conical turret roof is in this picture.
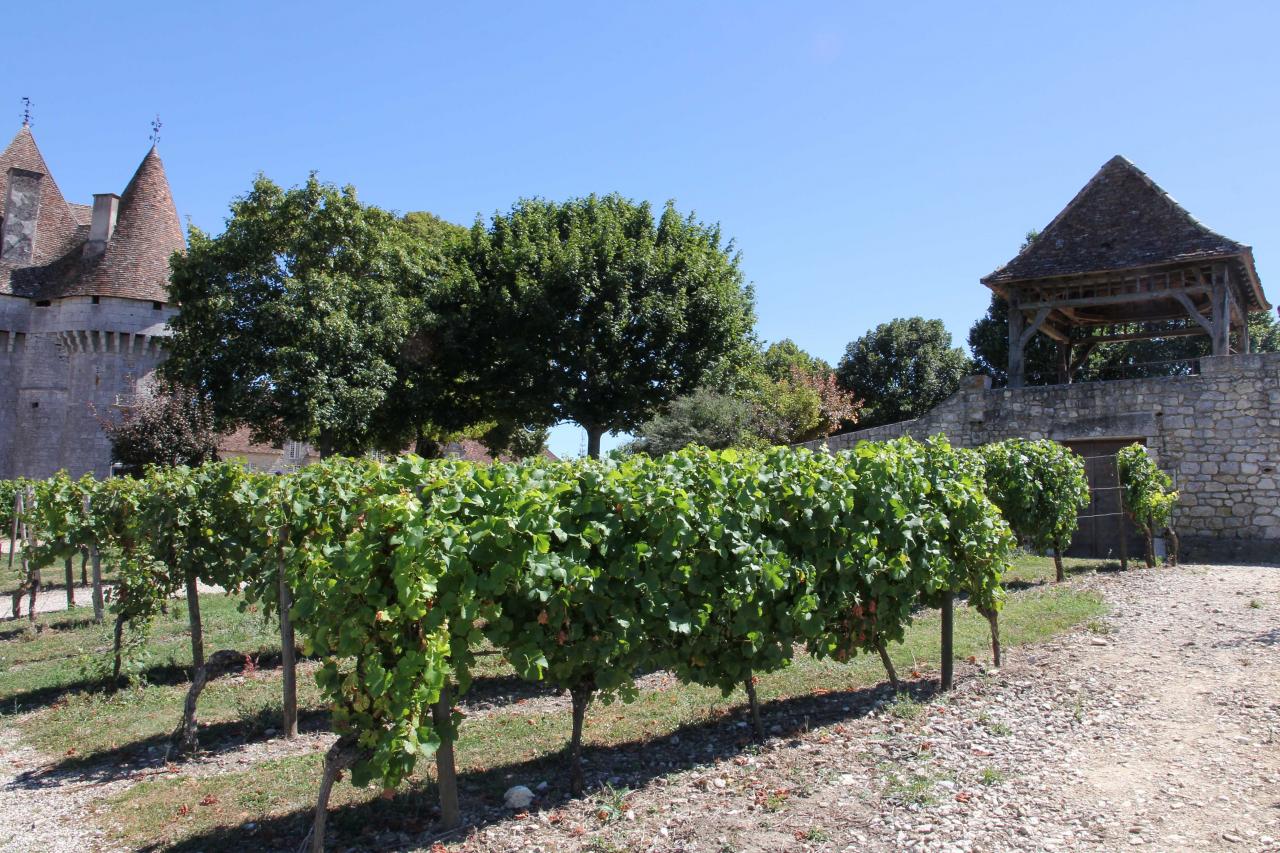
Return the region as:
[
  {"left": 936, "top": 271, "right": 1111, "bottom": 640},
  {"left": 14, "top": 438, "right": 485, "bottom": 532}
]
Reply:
[
  {"left": 0, "top": 125, "right": 84, "bottom": 289},
  {"left": 68, "top": 145, "right": 185, "bottom": 301}
]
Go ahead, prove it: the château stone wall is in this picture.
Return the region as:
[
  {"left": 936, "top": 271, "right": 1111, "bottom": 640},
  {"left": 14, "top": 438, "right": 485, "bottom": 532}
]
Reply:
[
  {"left": 801, "top": 353, "right": 1280, "bottom": 563},
  {"left": 0, "top": 293, "right": 176, "bottom": 480}
]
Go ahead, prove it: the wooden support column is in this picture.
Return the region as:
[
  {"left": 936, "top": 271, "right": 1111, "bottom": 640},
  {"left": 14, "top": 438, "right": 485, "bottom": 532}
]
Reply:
[
  {"left": 1008, "top": 295, "right": 1026, "bottom": 388},
  {"left": 1056, "top": 341, "right": 1071, "bottom": 385},
  {"left": 1210, "top": 264, "right": 1231, "bottom": 356},
  {"left": 1240, "top": 316, "right": 1251, "bottom": 354}
]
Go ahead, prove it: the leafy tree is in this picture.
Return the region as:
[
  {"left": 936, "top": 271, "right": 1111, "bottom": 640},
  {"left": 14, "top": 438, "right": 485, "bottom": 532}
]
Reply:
[
  {"left": 626, "top": 389, "right": 754, "bottom": 454},
  {"left": 99, "top": 383, "right": 217, "bottom": 472},
  {"left": 836, "top": 318, "right": 971, "bottom": 429},
  {"left": 164, "top": 176, "right": 443, "bottom": 457},
  {"left": 437, "top": 194, "right": 756, "bottom": 457},
  {"left": 1117, "top": 443, "right": 1179, "bottom": 568}
]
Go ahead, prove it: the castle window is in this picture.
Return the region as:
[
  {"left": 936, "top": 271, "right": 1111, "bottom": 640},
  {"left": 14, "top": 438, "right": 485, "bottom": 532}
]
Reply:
[
  {"left": 285, "top": 440, "right": 305, "bottom": 461},
  {"left": 152, "top": 301, "right": 164, "bottom": 310},
  {"left": 92, "top": 296, "right": 100, "bottom": 305},
  {"left": 30, "top": 401, "right": 38, "bottom": 409},
  {"left": 35, "top": 300, "right": 51, "bottom": 307}
]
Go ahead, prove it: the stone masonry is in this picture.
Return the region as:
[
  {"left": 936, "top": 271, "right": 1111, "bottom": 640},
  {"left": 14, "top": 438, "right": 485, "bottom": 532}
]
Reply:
[{"left": 802, "top": 353, "right": 1280, "bottom": 563}]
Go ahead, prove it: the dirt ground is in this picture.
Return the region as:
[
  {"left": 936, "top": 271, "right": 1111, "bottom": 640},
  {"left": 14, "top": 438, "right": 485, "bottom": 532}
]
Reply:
[{"left": 2, "top": 563, "right": 1278, "bottom": 852}]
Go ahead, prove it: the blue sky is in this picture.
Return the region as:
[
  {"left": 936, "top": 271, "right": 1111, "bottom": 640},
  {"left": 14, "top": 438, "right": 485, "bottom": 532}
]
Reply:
[{"left": 10, "top": 1, "right": 1279, "bottom": 458}]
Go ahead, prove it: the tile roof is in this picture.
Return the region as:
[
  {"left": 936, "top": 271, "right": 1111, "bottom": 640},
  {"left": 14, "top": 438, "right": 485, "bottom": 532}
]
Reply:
[
  {"left": 0, "top": 127, "right": 182, "bottom": 302},
  {"left": 983, "top": 155, "right": 1267, "bottom": 310}
]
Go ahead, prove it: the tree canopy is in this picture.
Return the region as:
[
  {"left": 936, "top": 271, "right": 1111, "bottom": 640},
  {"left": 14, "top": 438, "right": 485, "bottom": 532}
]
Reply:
[
  {"left": 163, "top": 176, "right": 451, "bottom": 456},
  {"left": 435, "top": 194, "right": 756, "bottom": 457},
  {"left": 835, "top": 317, "right": 971, "bottom": 430}
]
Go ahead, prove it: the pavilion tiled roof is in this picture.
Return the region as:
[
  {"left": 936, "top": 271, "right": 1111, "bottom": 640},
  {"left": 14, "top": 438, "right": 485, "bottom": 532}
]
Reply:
[
  {"left": 983, "top": 155, "right": 1268, "bottom": 311},
  {"left": 0, "top": 127, "right": 183, "bottom": 302}
]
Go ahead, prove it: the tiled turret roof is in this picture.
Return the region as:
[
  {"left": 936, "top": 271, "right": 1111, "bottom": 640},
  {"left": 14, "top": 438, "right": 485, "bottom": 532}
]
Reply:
[
  {"left": 983, "top": 155, "right": 1268, "bottom": 311},
  {"left": 0, "top": 127, "right": 183, "bottom": 302},
  {"left": 69, "top": 147, "right": 185, "bottom": 302}
]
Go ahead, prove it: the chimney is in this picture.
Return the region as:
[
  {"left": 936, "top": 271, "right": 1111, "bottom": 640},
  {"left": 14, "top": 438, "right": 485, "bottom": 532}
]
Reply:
[
  {"left": 84, "top": 193, "right": 120, "bottom": 258},
  {"left": 1, "top": 167, "right": 43, "bottom": 264}
]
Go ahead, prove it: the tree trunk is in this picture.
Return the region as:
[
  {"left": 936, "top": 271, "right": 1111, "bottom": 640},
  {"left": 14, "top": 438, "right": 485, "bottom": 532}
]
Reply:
[
  {"left": 431, "top": 683, "right": 461, "bottom": 830},
  {"left": 1143, "top": 525, "right": 1156, "bottom": 569},
  {"left": 585, "top": 427, "right": 603, "bottom": 460},
  {"left": 743, "top": 669, "right": 763, "bottom": 740},
  {"left": 568, "top": 681, "right": 594, "bottom": 796},
  {"left": 983, "top": 608, "right": 1001, "bottom": 668},
  {"left": 939, "top": 593, "right": 954, "bottom": 692},
  {"left": 91, "top": 546, "right": 104, "bottom": 625},
  {"left": 174, "top": 570, "right": 207, "bottom": 756},
  {"left": 64, "top": 557, "right": 75, "bottom": 608},
  {"left": 877, "top": 641, "right": 900, "bottom": 691},
  {"left": 278, "top": 559, "right": 298, "bottom": 738},
  {"left": 1052, "top": 547, "right": 1064, "bottom": 583},
  {"left": 310, "top": 736, "right": 362, "bottom": 853},
  {"left": 1118, "top": 518, "right": 1129, "bottom": 571}
]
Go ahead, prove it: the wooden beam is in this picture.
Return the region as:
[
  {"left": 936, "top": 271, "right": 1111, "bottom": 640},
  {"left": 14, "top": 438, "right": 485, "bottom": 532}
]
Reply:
[
  {"left": 1019, "top": 306, "right": 1052, "bottom": 348},
  {"left": 1172, "top": 292, "right": 1214, "bottom": 335},
  {"left": 1008, "top": 298, "right": 1026, "bottom": 389},
  {"left": 1018, "top": 286, "right": 1209, "bottom": 312},
  {"left": 1076, "top": 326, "right": 1208, "bottom": 346}
]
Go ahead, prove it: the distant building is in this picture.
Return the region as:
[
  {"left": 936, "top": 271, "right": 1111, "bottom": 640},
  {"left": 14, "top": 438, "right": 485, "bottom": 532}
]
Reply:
[{"left": 0, "top": 122, "right": 183, "bottom": 479}]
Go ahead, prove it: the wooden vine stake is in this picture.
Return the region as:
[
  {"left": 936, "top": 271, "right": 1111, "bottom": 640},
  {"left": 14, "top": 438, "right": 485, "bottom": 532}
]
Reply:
[
  {"left": 939, "top": 592, "right": 954, "bottom": 691},
  {"left": 277, "top": 541, "right": 298, "bottom": 738},
  {"left": 173, "top": 567, "right": 207, "bottom": 756}
]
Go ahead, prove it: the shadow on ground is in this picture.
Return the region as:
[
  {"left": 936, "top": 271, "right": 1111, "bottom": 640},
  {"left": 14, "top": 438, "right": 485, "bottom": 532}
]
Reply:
[
  {"left": 1003, "top": 560, "right": 1124, "bottom": 592},
  {"left": 139, "top": 677, "right": 938, "bottom": 853}
]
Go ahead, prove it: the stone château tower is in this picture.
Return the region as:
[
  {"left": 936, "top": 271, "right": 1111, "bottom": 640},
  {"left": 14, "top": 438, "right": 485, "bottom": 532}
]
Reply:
[{"left": 0, "top": 121, "right": 184, "bottom": 479}]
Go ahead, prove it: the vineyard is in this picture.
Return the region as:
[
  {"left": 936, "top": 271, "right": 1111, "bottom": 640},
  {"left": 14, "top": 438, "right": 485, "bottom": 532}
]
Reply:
[{"left": 0, "top": 437, "right": 1177, "bottom": 851}]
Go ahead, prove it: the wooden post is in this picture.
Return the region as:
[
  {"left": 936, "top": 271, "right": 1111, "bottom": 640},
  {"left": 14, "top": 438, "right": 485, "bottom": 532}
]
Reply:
[
  {"left": 64, "top": 557, "right": 75, "bottom": 608},
  {"left": 278, "top": 557, "right": 299, "bottom": 738},
  {"left": 90, "top": 545, "right": 104, "bottom": 625},
  {"left": 1211, "top": 265, "right": 1230, "bottom": 356},
  {"left": 1056, "top": 341, "right": 1071, "bottom": 385},
  {"left": 939, "top": 593, "right": 954, "bottom": 691},
  {"left": 1008, "top": 295, "right": 1026, "bottom": 389},
  {"left": 1240, "top": 315, "right": 1251, "bottom": 354}
]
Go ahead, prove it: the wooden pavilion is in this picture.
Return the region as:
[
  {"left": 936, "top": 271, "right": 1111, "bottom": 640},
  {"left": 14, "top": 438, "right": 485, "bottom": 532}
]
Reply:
[{"left": 982, "top": 156, "right": 1270, "bottom": 387}]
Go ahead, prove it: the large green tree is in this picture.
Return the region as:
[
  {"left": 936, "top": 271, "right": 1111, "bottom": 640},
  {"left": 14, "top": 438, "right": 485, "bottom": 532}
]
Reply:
[
  {"left": 164, "top": 176, "right": 447, "bottom": 456},
  {"left": 836, "top": 318, "right": 971, "bottom": 429},
  {"left": 437, "top": 194, "right": 756, "bottom": 457}
]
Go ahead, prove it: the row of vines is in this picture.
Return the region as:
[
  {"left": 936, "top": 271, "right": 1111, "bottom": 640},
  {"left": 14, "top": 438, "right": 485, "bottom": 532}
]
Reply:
[{"left": 3, "top": 437, "right": 1173, "bottom": 849}]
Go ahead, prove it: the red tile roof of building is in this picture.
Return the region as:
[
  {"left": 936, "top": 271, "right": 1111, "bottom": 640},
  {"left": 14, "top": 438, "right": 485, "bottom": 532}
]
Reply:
[{"left": 0, "top": 127, "right": 183, "bottom": 302}]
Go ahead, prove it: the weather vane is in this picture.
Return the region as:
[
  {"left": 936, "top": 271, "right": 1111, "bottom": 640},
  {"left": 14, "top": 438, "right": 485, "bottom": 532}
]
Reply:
[
  {"left": 149, "top": 114, "right": 162, "bottom": 146},
  {"left": 21, "top": 97, "right": 31, "bottom": 127}
]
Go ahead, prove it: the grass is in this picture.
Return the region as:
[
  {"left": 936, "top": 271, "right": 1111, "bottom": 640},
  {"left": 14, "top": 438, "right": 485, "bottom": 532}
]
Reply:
[
  {"left": 0, "top": 557, "right": 1107, "bottom": 851},
  {"left": 1001, "top": 552, "right": 1122, "bottom": 588}
]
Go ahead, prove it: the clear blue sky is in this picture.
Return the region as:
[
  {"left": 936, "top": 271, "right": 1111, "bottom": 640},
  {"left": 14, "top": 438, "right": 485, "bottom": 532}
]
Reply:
[{"left": 11, "top": 1, "right": 1279, "bottom": 458}]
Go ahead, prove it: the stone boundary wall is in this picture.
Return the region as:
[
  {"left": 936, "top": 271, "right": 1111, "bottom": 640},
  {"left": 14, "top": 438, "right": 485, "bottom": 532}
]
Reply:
[{"left": 801, "top": 353, "right": 1280, "bottom": 563}]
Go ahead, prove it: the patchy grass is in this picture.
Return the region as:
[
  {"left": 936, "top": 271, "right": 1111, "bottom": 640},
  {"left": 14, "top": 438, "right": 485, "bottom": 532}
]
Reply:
[
  {"left": 1002, "top": 553, "right": 1121, "bottom": 588},
  {"left": 0, "top": 557, "right": 1107, "bottom": 851}
]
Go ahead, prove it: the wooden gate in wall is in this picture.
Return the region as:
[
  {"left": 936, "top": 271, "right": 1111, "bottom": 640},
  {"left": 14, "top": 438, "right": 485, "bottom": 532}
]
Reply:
[{"left": 1060, "top": 437, "right": 1147, "bottom": 561}]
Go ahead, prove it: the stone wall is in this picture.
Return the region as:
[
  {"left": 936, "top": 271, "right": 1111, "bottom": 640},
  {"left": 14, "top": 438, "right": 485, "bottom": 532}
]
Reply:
[
  {"left": 801, "top": 353, "right": 1280, "bottom": 563},
  {"left": 0, "top": 293, "right": 176, "bottom": 480}
]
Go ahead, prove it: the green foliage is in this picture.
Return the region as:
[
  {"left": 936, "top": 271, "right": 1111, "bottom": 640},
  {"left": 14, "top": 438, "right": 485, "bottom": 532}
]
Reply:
[
  {"left": 979, "top": 439, "right": 1091, "bottom": 555},
  {"left": 836, "top": 318, "right": 971, "bottom": 429},
  {"left": 437, "top": 194, "right": 756, "bottom": 454},
  {"left": 19, "top": 436, "right": 1029, "bottom": 800},
  {"left": 163, "top": 175, "right": 448, "bottom": 456},
  {"left": 99, "top": 383, "right": 217, "bottom": 472},
  {"left": 1117, "top": 444, "right": 1178, "bottom": 534}
]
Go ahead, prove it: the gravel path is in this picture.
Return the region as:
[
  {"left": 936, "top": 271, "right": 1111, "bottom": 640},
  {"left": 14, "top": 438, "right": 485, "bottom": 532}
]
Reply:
[
  {"left": 454, "top": 564, "right": 1280, "bottom": 852},
  {"left": 1, "top": 563, "right": 1277, "bottom": 852}
]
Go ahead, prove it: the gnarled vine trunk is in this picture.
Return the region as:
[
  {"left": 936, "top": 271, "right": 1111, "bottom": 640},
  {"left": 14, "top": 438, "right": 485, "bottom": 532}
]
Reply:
[
  {"left": 743, "top": 669, "right": 764, "bottom": 740},
  {"left": 310, "top": 736, "right": 364, "bottom": 853},
  {"left": 568, "top": 679, "right": 595, "bottom": 796},
  {"left": 278, "top": 552, "right": 298, "bottom": 738},
  {"left": 1052, "top": 547, "right": 1065, "bottom": 583},
  {"left": 173, "top": 569, "right": 207, "bottom": 756},
  {"left": 982, "top": 607, "right": 1001, "bottom": 668},
  {"left": 432, "top": 682, "right": 461, "bottom": 829},
  {"left": 877, "top": 641, "right": 900, "bottom": 691},
  {"left": 64, "top": 557, "right": 75, "bottom": 608},
  {"left": 90, "top": 545, "right": 104, "bottom": 625}
]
